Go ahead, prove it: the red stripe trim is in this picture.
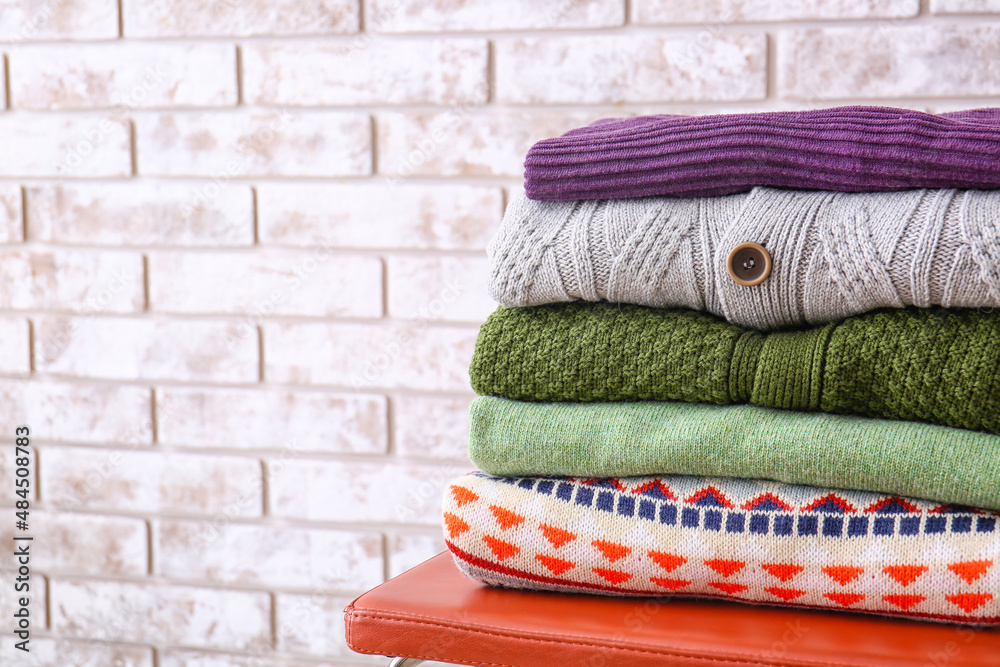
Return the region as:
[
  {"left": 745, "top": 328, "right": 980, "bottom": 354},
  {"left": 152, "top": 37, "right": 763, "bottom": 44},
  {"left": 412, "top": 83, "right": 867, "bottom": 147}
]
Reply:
[
  {"left": 448, "top": 541, "right": 639, "bottom": 594},
  {"left": 446, "top": 542, "right": 1000, "bottom": 625}
]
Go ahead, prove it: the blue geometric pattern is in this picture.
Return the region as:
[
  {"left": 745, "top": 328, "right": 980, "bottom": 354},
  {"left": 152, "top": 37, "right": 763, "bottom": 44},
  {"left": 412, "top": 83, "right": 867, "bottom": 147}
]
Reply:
[{"left": 488, "top": 474, "right": 999, "bottom": 539}]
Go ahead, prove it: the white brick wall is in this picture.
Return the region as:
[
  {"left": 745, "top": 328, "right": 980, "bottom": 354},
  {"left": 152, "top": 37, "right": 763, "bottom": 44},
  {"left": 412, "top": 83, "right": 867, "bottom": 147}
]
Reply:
[
  {"left": 9, "top": 43, "right": 238, "bottom": 110},
  {"left": 156, "top": 387, "right": 388, "bottom": 453},
  {"left": 495, "top": 34, "right": 768, "bottom": 103},
  {"left": 0, "top": 1, "right": 998, "bottom": 665},
  {"left": 256, "top": 183, "right": 501, "bottom": 250},
  {"left": 27, "top": 183, "right": 256, "bottom": 246},
  {"left": 0, "top": 115, "right": 130, "bottom": 177},
  {"left": 242, "top": 39, "right": 490, "bottom": 106},
  {"left": 51, "top": 579, "right": 271, "bottom": 650}
]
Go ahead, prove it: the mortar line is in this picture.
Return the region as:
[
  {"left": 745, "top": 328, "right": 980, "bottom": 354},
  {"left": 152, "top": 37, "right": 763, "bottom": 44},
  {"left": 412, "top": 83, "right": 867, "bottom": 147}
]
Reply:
[
  {"left": 19, "top": 185, "right": 28, "bottom": 242},
  {"left": 257, "top": 325, "right": 265, "bottom": 382},
  {"left": 3, "top": 54, "right": 12, "bottom": 110},
  {"left": 235, "top": 44, "right": 244, "bottom": 106}
]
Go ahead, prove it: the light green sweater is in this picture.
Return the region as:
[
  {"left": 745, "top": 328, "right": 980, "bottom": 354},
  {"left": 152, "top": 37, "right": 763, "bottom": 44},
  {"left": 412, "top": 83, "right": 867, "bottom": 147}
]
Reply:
[{"left": 470, "top": 397, "right": 1000, "bottom": 510}]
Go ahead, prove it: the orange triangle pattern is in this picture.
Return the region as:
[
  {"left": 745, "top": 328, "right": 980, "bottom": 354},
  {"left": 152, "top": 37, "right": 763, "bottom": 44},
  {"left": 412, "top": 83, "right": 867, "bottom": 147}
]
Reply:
[
  {"left": 648, "top": 551, "right": 687, "bottom": 573},
  {"left": 651, "top": 577, "right": 691, "bottom": 591},
  {"left": 450, "top": 485, "right": 479, "bottom": 507},
  {"left": 592, "top": 540, "right": 631, "bottom": 563},
  {"left": 948, "top": 560, "right": 993, "bottom": 585},
  {"left": 883, "top": 594, "right": 926, "bottom": 610},
  {"left": 705, "top": 559, "right": 745, "bottom": 578},
  {"left": 765, "top": 587, "right": 806, "bottom": 601},
  {"left": 822, "top": 566, "right": 864, "bottom": 586},
  {"left": 482, "top": 535, "right": 519, "bottom": 561},
  {"left": 488, "top": 505, "right": 525, "bottom": 531},
  {"left": 539, "top": 524, "right": 577, "bottom": 548},
  {"left": 593, "top": 567, "right": 632, "bottom": 585},
  {"left": 946, "top": 593, "right": 994, "bottom": 614},
  {"left": 824, "top": 592, "right": 865, "bottom": 607},
  {"left": 708, "top": 581, "right": 749, "bottom": 595},
  {"left": 762, "top": 563, "right": 804, "bottom": 582},
  {"left": 883, "top": 564, "right": 929, "bottom": 587},
  {"left": 443, "top": 512, "right": 469, "bottom": 539},
  {"left": 535, "top": 554, "right": 575, "bottom": 575}
]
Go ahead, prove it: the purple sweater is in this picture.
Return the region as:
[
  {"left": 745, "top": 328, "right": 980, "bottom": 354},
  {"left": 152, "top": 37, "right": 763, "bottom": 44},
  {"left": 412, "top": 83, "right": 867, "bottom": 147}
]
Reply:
[{"left": 523, "top": 106, "right": 1000, "bottom": 200}]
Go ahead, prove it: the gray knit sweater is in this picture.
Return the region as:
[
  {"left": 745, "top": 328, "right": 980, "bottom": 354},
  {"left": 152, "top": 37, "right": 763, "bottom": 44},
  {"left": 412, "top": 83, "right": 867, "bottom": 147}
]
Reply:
[{"left": 489, "top": 187, "right": 1000, "bottom": 330}]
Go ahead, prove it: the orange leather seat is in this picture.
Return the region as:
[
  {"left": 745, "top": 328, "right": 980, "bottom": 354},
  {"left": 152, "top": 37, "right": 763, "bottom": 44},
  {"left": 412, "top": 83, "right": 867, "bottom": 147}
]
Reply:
[{"left": 345, "top": 552, "right": 1000, "bottom": 666}]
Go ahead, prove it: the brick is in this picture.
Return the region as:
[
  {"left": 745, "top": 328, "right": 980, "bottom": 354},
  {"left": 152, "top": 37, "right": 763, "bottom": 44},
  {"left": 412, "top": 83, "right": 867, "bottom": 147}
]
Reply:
[
  {"left": 34, "top": 317, "right": 258, "bottom": 383},
  {"left": 496, "top": 34, "right": 766, "bottom": 104},
  {"left": 276, "top": 593, "right": 362, "bottom": 657},
  {"left": 160, "top": 654, "right": 248, "bottom": 667},
  {"left": 0, "top": 638, "right": 153, "bottom": 667},
  {"left": 136, "top": 111, "right": 370, "bottom": 177},
  {"left": 148, "top": 250, "right": 382, "bottom": 318},
  {"left": 0, "top": 0, "right": 117, "bottom": 41},
  {"left": 0, "top": 511, "right": 147, "bottom": 576},
  {"left": 243, "top": 39, "right": 488, "bottom": 106},
  {"left": 0, "top": 184, "right": 23, "bottom": 243},
  {"left": 122, "top": 0, "right": 358, "bottom": 37},
  {"left": 0, "top": 115, "right": 130, "bottom": 178},
  {"left": 388, "top": 531, "right": 447, "bottom": 578},
  {"left": 0, "top": 380, "right": 151, "bottom": 445},
  {"left": 258, "top": 183, "right": 500, "bottom": 251},
  {"left": 264, "top": 321, "right": 476, "bottom": 391},
  {"left": 931, "top": 0, "right": 1000, "bottom": 12},
  {"left": 369, "top": 0, "right": 624, "bottom": 31},
  {"left": 160, "top": 650, "right": 368, "bottom": 667},
  {"left": 0, "top": 319, "right": 29, "bottom": 376},
  {"left": 633, "top": 0, "right": 918, "bottom": 23},
  {"left": 27, "top": 183, "right": 254, "bottom": 247},
  {"left": 0, "top": 448, "right": 34, "bottom": 505},
  {"left": 154, "top": 520, "right": 383, "bottom": 590},
  {"left": 51, "top": 578, "right": 270, "bottom": 651},
  {"left": 0, "top": 249, "right": 143, "bottom": 313},
  {"left": 269, "top": 459, "right": 470, "bottom": 524},
  {"left": 377, "top": 111, "right": 604, "bottom": 177},
  {"left": 0, "top": 572, "right": 45, "bottom": 630},
  {"left": 779, "top": 25, "right": 1000, "bottom": 99},
  {"left": 387, "top": 255, "right": 494, "bottom": 323},
  {"left": 156, "top": 387, "right": 387, "bottom": 454},
  {"left": 10, "top": 43, "right": 237, "bottom": 110},
  {"left": 41, "top": 446, "right": 263, "bottom": 516},
  {"left": 392, "top": 395, "right": 472, "bottom": 460},
  {"left": 926, "top": 102, "right": 994, "bottom": 115}
]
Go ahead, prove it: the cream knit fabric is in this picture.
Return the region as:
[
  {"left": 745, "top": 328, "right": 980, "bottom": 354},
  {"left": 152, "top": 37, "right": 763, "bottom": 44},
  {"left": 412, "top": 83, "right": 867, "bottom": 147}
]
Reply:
[
  {"left": 445, "top": 472, "right": 1000, "bottom": 624},
  {"left": 489, "top": 187, "right": 1000, "bottom": 330}
]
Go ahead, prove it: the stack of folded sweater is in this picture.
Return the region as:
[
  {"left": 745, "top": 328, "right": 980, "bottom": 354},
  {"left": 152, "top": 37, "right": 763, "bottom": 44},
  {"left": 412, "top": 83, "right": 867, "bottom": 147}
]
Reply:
[{"left": 442, "top": 106, "right": 1000, "bottom": 624}]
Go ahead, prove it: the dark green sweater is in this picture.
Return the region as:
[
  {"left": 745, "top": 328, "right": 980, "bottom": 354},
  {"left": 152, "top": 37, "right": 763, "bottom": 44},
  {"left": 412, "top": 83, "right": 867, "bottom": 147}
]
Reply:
[{"left": 469, "top": 303, "right": 1000, "bottom": 434}]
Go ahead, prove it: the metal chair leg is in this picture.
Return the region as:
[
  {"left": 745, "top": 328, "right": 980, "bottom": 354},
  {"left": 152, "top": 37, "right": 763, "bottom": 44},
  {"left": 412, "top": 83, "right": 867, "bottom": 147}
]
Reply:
[{"left": 388, "top": 658, "right": 424, "bottom": 667}]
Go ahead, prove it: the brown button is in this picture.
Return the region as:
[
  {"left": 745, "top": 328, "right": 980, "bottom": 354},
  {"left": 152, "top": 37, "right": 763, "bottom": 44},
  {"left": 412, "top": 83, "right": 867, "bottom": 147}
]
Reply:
[{"left": 726, "top": 242, "right": 771, "bottom": 287}]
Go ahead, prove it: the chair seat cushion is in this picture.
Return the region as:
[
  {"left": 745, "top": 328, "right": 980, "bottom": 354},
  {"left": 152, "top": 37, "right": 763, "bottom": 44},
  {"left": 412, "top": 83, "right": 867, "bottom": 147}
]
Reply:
[{"left": 344, "top": 553, "right": 1000, "bottom": 667}]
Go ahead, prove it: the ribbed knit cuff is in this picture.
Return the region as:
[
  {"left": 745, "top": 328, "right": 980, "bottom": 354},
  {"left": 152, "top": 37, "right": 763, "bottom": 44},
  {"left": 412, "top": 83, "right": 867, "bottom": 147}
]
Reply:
[
  {"left": 746, "top": 323, "right": 836, "bottom": 410},
  {"left": 728, "top": 332, "right": 762, "bottom": 403}
]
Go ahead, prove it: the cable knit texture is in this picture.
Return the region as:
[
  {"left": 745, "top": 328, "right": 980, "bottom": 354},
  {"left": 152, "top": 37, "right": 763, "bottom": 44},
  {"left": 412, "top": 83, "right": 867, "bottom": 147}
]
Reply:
[
  {"left": 523, "top": 106, "right": 1000, "bottom": 200},
  {"left": 469, "top": 397, "right": 1000, "bottom": 510},
  {"left": 469, "top": 303, "right": 1000, "bottom": 434},
  {"left": 489, "top": 187, "right": 1000, "bottom": 330}
]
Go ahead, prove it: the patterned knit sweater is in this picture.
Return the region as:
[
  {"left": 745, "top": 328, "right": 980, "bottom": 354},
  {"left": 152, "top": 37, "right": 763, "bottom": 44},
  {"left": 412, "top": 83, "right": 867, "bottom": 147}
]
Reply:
[
  {"left": 445, "top": 472, "right": 1000, "bottom": 624},
  {"left": 469, "top": 303, "right": 1000, "bottom": 434},
  {"left": 523, "top": 106, "right": 1000, "bottom": 200},
  {"left": 490, "top": 187, "right": 1000, "bottom": 330}
]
